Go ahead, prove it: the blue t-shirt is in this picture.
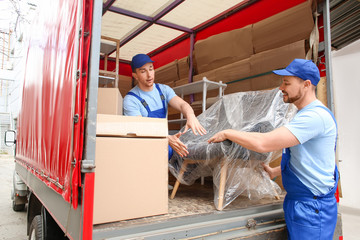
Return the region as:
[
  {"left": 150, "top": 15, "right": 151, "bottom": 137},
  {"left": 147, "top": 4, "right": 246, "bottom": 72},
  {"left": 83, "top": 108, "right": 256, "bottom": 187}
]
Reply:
[
  {"left": 284, "top": 100, "right": 337, "bottom": 196},
  {"left": 123, "top": 84, "right": 177, "bottom": 117}
]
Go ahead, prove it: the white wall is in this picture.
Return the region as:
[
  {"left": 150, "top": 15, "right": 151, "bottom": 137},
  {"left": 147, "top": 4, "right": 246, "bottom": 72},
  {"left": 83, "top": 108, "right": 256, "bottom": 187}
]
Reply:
[
  {"left": 0, "top": 1, "right": 38, "bottom": 122},
  {"left": 332, "top": 39, "right": 360, "bottom": 209}
]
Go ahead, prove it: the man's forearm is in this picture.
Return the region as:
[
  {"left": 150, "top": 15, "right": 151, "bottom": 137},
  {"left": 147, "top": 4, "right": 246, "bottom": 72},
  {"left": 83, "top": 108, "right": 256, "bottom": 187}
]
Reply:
[
  {"left": 180, "top": 102, "right": 195, "bottom": 119},
  {"left": 224, "top": 129, "right": 269, "bottom": 153}
]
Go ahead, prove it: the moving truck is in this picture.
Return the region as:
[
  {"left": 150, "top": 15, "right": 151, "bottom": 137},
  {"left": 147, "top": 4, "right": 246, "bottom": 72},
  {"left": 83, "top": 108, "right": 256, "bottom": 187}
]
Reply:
[{"left": 5, "top": 0, "right": 343, "bottom": 239}]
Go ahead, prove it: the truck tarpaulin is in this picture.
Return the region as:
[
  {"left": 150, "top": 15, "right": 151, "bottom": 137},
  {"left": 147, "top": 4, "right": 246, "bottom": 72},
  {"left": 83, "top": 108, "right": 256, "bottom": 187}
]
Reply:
[{"left": 16, "top": 0, "right": 82, "bottom": 207}]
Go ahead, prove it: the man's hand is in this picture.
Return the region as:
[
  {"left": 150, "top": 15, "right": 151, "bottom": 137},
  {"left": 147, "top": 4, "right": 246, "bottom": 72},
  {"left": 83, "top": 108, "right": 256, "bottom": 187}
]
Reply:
[
  {"left": 261, "top": 163, "right": 281, "bottom": 179},
  {"left": 183, "top": 114, "right": 207, "bottom": 136},
  {"left": 207, "top": 130, "right": 228, "bottom": 143},
  {"left": 168, "top": 132, "right": 189, "bottom": 157}
]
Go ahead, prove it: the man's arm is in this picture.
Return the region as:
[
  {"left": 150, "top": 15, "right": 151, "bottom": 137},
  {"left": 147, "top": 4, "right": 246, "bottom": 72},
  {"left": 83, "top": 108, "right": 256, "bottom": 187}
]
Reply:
[
  {"left": 207, "top": 126, "right": 300, "bottom": 153},
  {"left": 168, "top": 96, "right": 207, "bottom": 135},
  {"left": 261, "top": 164, "right": 281, "bottom": 179},
  {"left": 168, "top": 133, "right": 189, "bottom": 157},
  {"left": 123, "top": 95, "right": 143, "bottom": 116}
]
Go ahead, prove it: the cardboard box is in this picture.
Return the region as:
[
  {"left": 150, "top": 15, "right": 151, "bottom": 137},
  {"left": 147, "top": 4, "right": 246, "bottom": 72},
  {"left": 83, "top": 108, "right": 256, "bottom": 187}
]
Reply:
[
  {"left": 194, "top": 25, "right": 253, "bottom": 73},
  {"left": 118, "top": 74, "right": 132, "bottom": 97},
  {"left": 252, "top": 1, "right": 313, "bottom": 53},
  {"left": 97, "top": 88, "right": 123, "bottom": 115},
  {"left": 93, "top": 115, "right": 168, "bottom": 224},
  {"left": 155, "top": 60, "right": 179, "bottom": 84},
  {"left": 193, "top": 70, "right": 217, "bottom": 83},
  {"left": 178, "top": 56, "right": 190, "bottom": 79},
  {"left": 96, "top": 114, "right": 168, "bottom": 137},
  {"left": 215, "top": 58, "right": 251, "bottom": 84},
  {"left": 249, "top": 40, "right": 305, "bottom": 91},
  {"left": 250, "top": 40, "right": 305, "bottom": 76},
  {"left": 196, "top": 41, "right": 305, "bottom": 93},
  {"left": 93, "top": 137, "right": 168, "bottom": 224},
  {"left": 163, "top": 81, "right": 176, "bottom": 88},
  {"left": 224, "top": 79, "right": 253, "bottom": 94},
  {"left": 175, "top": 77, "right": 191, "bottom": 87},
  {"left": 250, "top": 74, "right": 282, "bottom": 91}
]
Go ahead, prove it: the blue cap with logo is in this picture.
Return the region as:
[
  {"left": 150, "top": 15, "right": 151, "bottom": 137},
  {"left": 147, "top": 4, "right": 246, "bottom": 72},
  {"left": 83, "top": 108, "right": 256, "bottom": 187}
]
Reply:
[
  {"left": 272, "top": 59, "right": 320, "bottom": 86},
  {"left": 131, "top": 54, "right": 154, "bottom": 72}
]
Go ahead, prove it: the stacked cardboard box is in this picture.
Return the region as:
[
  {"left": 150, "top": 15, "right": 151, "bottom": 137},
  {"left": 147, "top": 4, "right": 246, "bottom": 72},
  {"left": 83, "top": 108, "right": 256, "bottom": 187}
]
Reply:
[
  {"left": 97, "top": 88, "right": 123, "bottom": 115},
  {"left": 155, "top": 60, "right": 178, "bottom": 87},
  {"left": 118, "top": 74, "right": 132, "bottom": 97},
  {"left": 191, "top": 1, "right": 313, "bottom": 93},
  {"left": 93, "top": 115, "right": 168, "bottom": 224},
  {"left": 252, "top": 1, "right": 314, "bottom": 53},
  {"left": 177, "top": 56, "right": 190, "bottom": 79},
  {"left": 194, "top": 25, "right": 253, "bottom": 74},
  {"left": 156, "top": 56, "right": 191, "bottom": 88}
]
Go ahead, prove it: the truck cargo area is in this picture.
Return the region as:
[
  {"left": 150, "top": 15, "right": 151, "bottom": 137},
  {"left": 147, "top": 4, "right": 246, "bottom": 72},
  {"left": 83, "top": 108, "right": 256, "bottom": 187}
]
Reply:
[{"left": 93, "top": 178, "right": 286, "bottom": 239}]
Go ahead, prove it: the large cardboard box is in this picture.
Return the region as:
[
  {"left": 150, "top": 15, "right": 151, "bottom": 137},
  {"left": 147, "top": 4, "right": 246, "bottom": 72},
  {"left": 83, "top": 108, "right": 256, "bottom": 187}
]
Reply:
[
  {"left": 155, "top": 60, "right": 179, "bottom": 85},
  {"left": 250, "top": 40, "right": 305, "bottom": 76},
  {"left": 252, "top": 1, "right": 313, "bottom": 53},
  {"left": 249, "top": 40, "right": 305, "bottom": 91},
  {"left": 193, "top": 40, "right": 305, "bottom": 93},
  {"left": 93, "top": 115, "right": 168, "bottom": 224},
  {"left": 118, "top": 74, "right": 132, "bottom": 97},
  {"left": 194, "top": 25, "right": 253, "bottom": 73},
  {"left": 178, "top": 56, "right": 190, "bottom": 79},
  {"left": 97, "top": 88, "right": 123, "bottom": 115},
  {"left": 175, "top": 77, "right": 191, "bottom": 87}
]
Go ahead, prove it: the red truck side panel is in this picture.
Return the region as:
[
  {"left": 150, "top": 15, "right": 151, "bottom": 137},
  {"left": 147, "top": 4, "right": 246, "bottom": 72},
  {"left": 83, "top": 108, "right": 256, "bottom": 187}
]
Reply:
[{"left": 16, "top": 0, "right": 81, "bottom": 204}]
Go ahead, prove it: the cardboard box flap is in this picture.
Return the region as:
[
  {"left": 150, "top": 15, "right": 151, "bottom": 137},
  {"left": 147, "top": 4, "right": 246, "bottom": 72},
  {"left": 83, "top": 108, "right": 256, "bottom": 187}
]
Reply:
[{"left": 97, "top": 114, "right": 168, "bottom": 137}]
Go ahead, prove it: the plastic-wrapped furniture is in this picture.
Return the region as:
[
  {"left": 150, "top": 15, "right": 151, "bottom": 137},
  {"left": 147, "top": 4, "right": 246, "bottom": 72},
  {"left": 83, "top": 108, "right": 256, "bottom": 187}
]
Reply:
[{"left": 169, "top": 88, "right": 297, "bottom": 210}]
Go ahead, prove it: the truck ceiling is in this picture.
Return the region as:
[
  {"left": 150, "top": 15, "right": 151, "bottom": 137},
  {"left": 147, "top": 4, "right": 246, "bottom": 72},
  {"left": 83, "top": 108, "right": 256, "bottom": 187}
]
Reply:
[{"left": 100, "top": 0, "right": 360, "bottom": 68}]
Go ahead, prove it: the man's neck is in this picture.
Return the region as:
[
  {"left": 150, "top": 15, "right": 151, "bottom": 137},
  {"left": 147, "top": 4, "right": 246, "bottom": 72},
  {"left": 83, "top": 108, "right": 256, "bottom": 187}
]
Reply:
[
  {"left": 295, "top": 94, "right": 317, "bottom": 110},
  {"left": 138, "top": 83, "right": 154, "bottom": 92}
]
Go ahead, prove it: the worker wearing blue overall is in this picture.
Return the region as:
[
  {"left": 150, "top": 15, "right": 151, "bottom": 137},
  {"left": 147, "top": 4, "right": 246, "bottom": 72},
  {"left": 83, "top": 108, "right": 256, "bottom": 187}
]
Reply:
[
  {"left": 208, "top": 59, "right": 338, "bottom": 239},
  {"left": 123, "top": 54, "right": 206, "bottom": 159}
]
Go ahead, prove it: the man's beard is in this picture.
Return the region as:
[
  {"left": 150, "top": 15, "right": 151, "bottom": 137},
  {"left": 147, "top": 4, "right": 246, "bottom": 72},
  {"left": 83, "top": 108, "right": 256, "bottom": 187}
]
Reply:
[{"left": 282, "top": 90, "right": 302, "bottom": 103}]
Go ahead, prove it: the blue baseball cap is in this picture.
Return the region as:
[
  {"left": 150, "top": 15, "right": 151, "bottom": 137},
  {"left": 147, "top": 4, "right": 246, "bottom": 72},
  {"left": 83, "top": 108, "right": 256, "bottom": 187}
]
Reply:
[
  {"left": 272, "top": 59, "right": 320, "bottom": 86},
  {"left": 131, "top": 54, "right": 154, "bottom": 72}
]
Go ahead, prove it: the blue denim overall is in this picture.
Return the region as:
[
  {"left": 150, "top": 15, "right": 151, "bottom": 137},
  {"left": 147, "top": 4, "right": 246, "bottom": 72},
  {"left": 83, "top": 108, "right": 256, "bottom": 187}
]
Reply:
[
  {"left": 281, "top": 106, "right": 338, "bottom": 240},
  {"left": 127, "top": 84, "right": 173, "bottom": 159}
]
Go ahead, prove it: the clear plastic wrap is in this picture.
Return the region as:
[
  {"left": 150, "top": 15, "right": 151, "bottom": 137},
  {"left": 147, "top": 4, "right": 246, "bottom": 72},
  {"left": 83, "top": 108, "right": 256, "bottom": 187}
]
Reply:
[{"left": 169, "top": 88, "right": 297, "bottom": 210}]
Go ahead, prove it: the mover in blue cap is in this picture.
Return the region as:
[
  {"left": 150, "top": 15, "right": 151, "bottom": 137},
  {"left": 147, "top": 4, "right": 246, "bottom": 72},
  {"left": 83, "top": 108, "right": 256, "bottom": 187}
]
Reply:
[
  {"left": 124, "top": 53, "right": 206, "bottom": 160},
  {"left": 208, "top": 59, "right": 338, "bottom": 240}
]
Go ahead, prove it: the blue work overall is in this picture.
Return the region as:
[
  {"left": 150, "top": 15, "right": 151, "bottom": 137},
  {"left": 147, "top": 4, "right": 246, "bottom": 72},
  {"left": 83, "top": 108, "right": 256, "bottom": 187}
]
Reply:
[
  {"left": 281, "top": 105, "right": 339, "bottom": 240},
  {"left": 126, "top": 84, "right": 174, "bottom": 159}
]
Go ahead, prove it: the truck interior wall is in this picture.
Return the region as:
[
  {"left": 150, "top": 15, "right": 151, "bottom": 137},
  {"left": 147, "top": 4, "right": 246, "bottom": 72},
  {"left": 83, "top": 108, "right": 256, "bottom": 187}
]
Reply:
[{"left": 332, "top": 39, "right": 360, "bottom": 209}]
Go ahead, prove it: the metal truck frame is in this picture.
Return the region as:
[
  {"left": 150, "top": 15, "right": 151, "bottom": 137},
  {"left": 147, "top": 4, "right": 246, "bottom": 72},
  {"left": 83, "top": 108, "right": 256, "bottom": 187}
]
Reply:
[{"left": 6, "top": 0, "right": 342, "bottom": 239}]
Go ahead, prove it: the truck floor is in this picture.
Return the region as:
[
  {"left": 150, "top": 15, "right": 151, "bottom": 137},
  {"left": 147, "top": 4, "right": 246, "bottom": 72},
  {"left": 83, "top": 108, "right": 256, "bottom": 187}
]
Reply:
[{"left": 93, "top": 177, "right": 284, "bottom": 230}]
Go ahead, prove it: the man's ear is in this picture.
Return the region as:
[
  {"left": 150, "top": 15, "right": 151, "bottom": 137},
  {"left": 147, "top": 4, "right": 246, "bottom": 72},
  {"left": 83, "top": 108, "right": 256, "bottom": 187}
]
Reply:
[
  {"left": 132, "top": 72, "right": 138, "bottom": 80},
  {"left": 304, "top": 80, "right": 312, "bottom": 88}
]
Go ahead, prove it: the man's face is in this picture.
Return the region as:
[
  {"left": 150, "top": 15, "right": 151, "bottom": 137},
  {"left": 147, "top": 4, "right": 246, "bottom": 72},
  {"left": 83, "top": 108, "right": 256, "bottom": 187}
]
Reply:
[
  {"left": 279, "top": 76, "right": 305, "bottom": 104},
  {"left": 132, "top": 62, "right": 155, "bottom": 89}
]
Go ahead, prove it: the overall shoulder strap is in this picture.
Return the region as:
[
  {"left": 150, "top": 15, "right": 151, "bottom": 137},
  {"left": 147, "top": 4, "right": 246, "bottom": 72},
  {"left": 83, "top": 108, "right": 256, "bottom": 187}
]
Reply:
[
  {"left": 155, "top": 84, "right": 166, "bottom": 109},
  {"left": 126, "top": 91, "right": 151, "bottom": 113}
]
